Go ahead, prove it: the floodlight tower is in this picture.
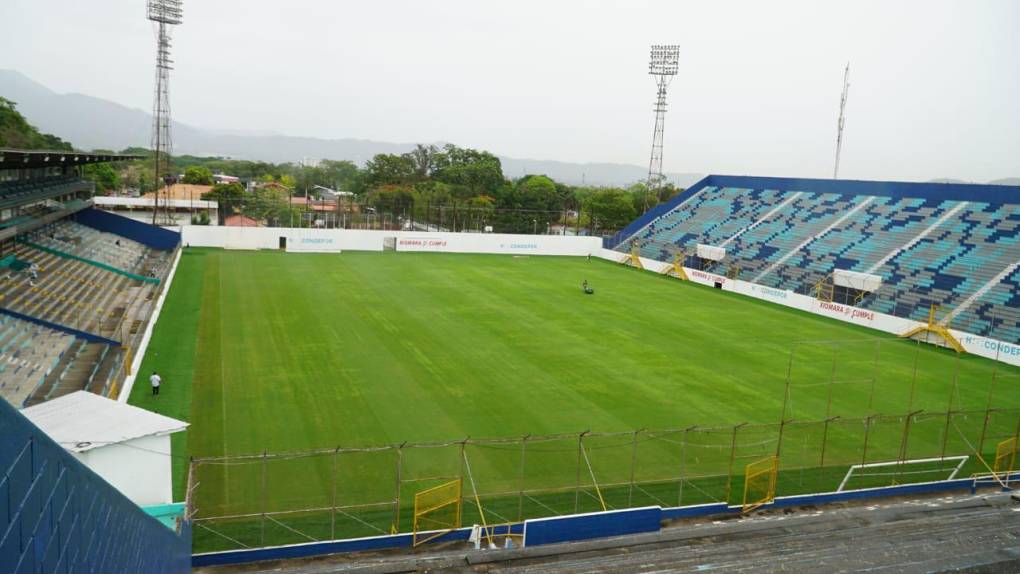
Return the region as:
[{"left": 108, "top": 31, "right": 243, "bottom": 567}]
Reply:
[
  {"left": 833, "top": 62, "right": 850, "bottom": 179},
  {"left": 645, "top": 45, "right": 680, "bottom": 210},
  {"left": 148, "top": 0, "right": 183, "bottom": 225}
]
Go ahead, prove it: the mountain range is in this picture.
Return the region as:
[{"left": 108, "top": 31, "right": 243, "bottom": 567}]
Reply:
[
  {"left": 0, "top": 70, "right": 704, "bottom": 188},
  {"left": 2, "top": 69, "right": 1016, "bottom": 188}
]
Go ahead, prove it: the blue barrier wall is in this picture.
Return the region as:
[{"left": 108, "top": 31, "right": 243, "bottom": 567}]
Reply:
[
  {"left": 523, "top": 506, "right": 662, "bottom": 547},
  {"left": 0, "top": 307, "right": 121, "bottom": 346},
  {"left": 0, "top": 397, "right": 190, "bottom": 573},
  {"left": 73, "top": 208, "right": 181, "bottom": 251}
]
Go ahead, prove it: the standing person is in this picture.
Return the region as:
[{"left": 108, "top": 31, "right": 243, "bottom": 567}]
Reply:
[{"left": 150, "top": 371, "right": 162, "bottom": 396}]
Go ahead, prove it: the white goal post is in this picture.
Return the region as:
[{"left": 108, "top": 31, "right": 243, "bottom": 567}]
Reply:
[{"left": 837, "top": 456, "right": 968, "bottom": 492}]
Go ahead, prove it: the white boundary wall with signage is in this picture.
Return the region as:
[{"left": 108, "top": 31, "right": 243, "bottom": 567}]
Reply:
[
  {"left": 181, "top": 226, "right": 602, "bottom": 256},
  {"left": 597, "top": 249, "right": 1020, "bottom": 367}
]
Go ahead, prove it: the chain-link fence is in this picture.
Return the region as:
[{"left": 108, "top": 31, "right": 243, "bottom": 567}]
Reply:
[{"left": 187, "top": 405, "right": 1020, "bottom": 553}]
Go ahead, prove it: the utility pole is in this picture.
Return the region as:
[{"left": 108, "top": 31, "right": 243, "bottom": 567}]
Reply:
[{"left": 833, "top": 62, "right": 850, "bottom": 179}]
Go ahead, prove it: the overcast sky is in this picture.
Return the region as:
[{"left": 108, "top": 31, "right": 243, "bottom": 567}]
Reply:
[{"left": 2, "top": 0, "right": 1018, "bottom": 181}]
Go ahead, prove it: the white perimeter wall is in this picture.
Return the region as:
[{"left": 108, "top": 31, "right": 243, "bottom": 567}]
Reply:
[
  {"left": 180, "top": 226, "right": 603, "bottom": 256},
  {"left": 598, "top": 249, "right": 1020, "bottom": 367},
  {"left": 75, "top": 434, "right": 174, "bottom": 506}
]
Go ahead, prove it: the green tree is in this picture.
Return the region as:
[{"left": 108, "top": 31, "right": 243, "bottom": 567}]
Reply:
[
  {"left": 365, "top": 154, "right": 416, "bottom": 187},
  {"left": 586, "top": 188, "right": 637, "bottom": 234},
  {"left": 201, "top": 182, "right": 245, "bottom": 215},
  {"left": 183, "top": 165, "right": 214, "bottom": 185},
  {"left": 431, "top": 144, "right": 504, "bottom": 198},
  {"left": 82, "top": 163, "right": 121, "bottom": 194}
]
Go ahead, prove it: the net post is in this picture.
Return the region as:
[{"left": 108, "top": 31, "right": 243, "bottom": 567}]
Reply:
[
  {"left": 184, "top": 457, "right": 197, "bottom": 521},
  {"left": 858, "top": 415, "right": 875, "bottom": 491},
  {"left": 574, "top": 431, "right": 589, "bottom": 514},
  {"left": 260, "top": 450, "right": 267, "bottom": 546},
  {"left": 517, "top": 435, "right": 528, "bottom": 522},
  {"left": 824, "top": 343, "right": 838, "bottom": 418},
  {"left": 895, "top": 411, "right": 921, "bottom": 484},
  {"left": 628, "top": 429, "right": 641, "bottom": 507},
  {"left": 978, "top": 409, "right": 993, "bottom": 462},
  {"left": 907, "top": 340, "right": 921, "bottom": 411},
  {"left": 779, "top": 345, "right": 796, "bottom": 423},
  {"left": 458, "top": 438, "right": 467, "bottom": 527},
  {"left": 677, "top": 426, "right": 694, "bottom": 507},
  {"left": 330, "top": 446, "right": 339, "bottom": 540},
  {"left": 867, "top": 339, "right": 880, "bottom": 411},
  {"left": 724, "top": 423, "right": 746, "bottom": 504},
  {"left": 392, "top": 443, "right": 405, "bottom": 533}
]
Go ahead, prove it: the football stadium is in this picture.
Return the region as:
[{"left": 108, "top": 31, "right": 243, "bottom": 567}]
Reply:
[{"left": 3, "top": 3, "right": 1020, "bottom": 573}]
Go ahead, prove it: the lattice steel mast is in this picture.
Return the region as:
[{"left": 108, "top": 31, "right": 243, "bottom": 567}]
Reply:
[
  {"left": 148, "top": 0, "right": 183, "bottom": 225},
  {"left": 833, "top": 62, "right": 850, "bottom": 179},
  {"left": 645, "top": 45, "right": 679, "bottom": 211}
]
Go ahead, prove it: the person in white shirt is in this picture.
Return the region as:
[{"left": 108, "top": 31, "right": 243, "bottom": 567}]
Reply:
[{"left": 150, "top": 371, "right": 162, "bottom": 396}]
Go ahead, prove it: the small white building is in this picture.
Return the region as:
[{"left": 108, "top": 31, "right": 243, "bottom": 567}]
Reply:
[{"left": 21, "top": 391, "right": 188, "bottom": 506}]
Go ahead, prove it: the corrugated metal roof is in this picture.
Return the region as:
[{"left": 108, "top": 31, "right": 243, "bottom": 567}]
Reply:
[{"left": 21, "top": 391, "right": 188, "bottom": 452}]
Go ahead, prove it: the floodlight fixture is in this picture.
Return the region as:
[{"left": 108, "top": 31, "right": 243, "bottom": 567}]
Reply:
[
  {"left": 147, "top": 0, "right": 183, "bottom": 25},
  {"left": 648, "top": 45, "right": 680, "bottom": 76}
]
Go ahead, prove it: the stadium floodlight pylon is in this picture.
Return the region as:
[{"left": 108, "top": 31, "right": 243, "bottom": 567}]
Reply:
[
  {"left": 899, "top": 304, "right": 965, "bottom": 353},
  {"left": 645, "top": 45, "right": 680, "bottom": 210},
  {"left": 147, "top": 0, "right": 183, "bottom": 226},
  {"left": 622, "top": 243, "right": 645, "bottom": 270}
]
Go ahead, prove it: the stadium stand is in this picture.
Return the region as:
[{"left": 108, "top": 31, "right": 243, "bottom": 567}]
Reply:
[
  {"left": 0, "top": 148, "right": 178, "bottom": 409},
  {"left": 611, "top": 175, "right": 1020, "bottom": 344}
]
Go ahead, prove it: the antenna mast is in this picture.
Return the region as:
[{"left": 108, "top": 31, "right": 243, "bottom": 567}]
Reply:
[
  {"left": 645, "top": 45, "right": 679, "bottom": 211},
  {"left": 148, "top": 0, "right": 183, "bottom": 225},
  {"left": 833, "top": 62, "right": 850, "bottom": 179}
]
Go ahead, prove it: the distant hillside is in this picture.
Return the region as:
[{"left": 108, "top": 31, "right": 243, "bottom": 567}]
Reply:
[
  {"left": 0, "top": 96, "right": 73, "bottom": 150},
  {"left": 989, "top": 178, "right": 1020, "bottom": 186},
  {"left": 0, "top": 69, "right": 701, "bottom": 188}
]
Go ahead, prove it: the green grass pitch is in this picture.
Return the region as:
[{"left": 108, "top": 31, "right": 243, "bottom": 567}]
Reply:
[{"left": 129, "top": 248, "right": 1020, "bottom": 551}]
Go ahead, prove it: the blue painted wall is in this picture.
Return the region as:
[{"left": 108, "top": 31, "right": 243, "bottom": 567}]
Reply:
[
  {"left": 0, "top": 307, "right": 121, "bottom": 346},
  {"left": 0, "top": 397, "right": 190, "bottom": 573},
  {"left": 523, "top": 506, "right": 662, "bottom": 547},
  {"left": 73, "top": 208, "right": 181, "bottom": 251}
]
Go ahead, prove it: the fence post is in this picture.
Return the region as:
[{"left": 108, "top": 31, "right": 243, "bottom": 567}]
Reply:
[
  {"left": 458, "top": 439, "right": 468, "bottom": 526},
  {"left": 260, "top": 450, "right": 267, "bottom": 546},
  {"left": 819, "top": 416, "right": 838, "bottom": 471},
  {"left": 977, "top": 409, "right": 994, "bottom": 461},
  {"left": 868, "top": 339, "right": 881, "bottom": 411},
  {"left": 825, "top": 343, "right": 839, "bottom": 418},
  {"left": 624, "top": 430, "right": 640, "bottom": 507},
  {"left": 330, "top": 447, "right": 339, "bottom": 540},
  {"left": 677, "top": 426, "right": 694, "bottom": 507},
  {"left": 392, "top": 444, "right": 404, "bottom": 533},
  {"left": 517, "top": 435, "right": 528, "bottom": 522},
  {"left": 895, "top": 412, "right": 921, "bottom": 483},
  {"left": 858, "top": 416, "right": 875, "bottom": 490},
  {"left": 574, "top": 431, "right": 589, "bottom": 514},
  {"left": 779, "top": 346, "right": 796, "bottom": 423},
  {"left": 724, "top": 424, "right": 746, "bottom": 505},
  {"left": 907, "top": 341, "right": 921, "bottom": 411}
]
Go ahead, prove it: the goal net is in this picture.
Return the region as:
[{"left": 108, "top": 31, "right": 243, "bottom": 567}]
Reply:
[{"left": 837, "top": 456, "right": 968, "bottom": 492}]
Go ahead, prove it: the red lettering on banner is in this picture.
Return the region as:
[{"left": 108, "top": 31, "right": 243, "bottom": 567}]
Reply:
[{"left": 690, "top": 270, "right": 726, "bottom": 284}]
